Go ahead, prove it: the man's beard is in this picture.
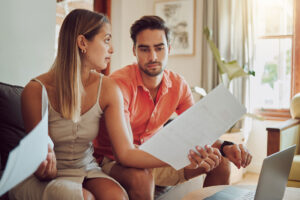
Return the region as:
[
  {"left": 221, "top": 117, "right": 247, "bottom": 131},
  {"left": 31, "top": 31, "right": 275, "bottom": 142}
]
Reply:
[{"left": 139, "top": 62, "right": 164, "bottom": 77}]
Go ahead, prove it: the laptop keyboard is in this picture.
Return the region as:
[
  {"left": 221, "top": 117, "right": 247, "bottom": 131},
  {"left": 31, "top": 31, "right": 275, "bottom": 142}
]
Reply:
[{"left": 240, "top": 191, "right": 255, "bottom": 200}]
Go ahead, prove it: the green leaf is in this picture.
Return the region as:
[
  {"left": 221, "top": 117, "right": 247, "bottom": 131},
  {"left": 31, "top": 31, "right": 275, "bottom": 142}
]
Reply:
[
  {"left": 223, "top": 61, "right": 248, "bottom": 81},
  {"left": 203, "top": 27, "right": 254, "bottom": 83}
]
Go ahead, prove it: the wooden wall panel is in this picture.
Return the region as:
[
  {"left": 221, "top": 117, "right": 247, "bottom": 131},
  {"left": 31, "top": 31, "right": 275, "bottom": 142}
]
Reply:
[{"left": 94, "top": 0, "right": 111, "bottom": 75}]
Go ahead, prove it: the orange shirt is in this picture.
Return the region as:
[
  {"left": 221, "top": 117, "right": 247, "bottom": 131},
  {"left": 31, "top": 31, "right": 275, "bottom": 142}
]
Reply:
[{"left": 93, "top": 64, "right": 194, "bottom": 162}]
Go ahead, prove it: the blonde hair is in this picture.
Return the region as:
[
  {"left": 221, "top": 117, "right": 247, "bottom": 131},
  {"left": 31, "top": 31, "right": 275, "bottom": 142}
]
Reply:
[{"left": 51, "top": 9, "right": 109, "bottom": 122}]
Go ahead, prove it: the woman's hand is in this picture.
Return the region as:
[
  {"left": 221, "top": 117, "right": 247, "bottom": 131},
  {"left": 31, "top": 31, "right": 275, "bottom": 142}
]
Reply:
[
  {"left": 34, "top": 144, "right": 57, "bottom": 181},
  {"left": 186, "top": 145, "right": 222, "bottom": 172}
]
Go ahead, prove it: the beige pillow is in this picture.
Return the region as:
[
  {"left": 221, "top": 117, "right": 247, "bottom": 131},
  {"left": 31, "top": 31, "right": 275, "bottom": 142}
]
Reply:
[{"left": 291, "top": 93, "right": 300, "bottom": 119}]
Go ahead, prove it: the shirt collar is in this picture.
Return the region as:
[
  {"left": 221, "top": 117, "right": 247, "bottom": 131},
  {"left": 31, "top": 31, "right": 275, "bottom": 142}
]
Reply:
[{"left": 134, "top": 64, "right": 172, "bottom": 92}]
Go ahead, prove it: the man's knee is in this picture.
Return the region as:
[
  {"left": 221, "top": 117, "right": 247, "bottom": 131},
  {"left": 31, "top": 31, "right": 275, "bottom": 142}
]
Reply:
[
  {"left": 204, "top": 158, "right": 231, "bottom": 187},
  {"left": 210, "top": 157, "right": 231, "bottom": 183},
  {"left": 125, "top": 168, "right": 154, "bottom": 197},
  {"left": 127, "top": 168, "right": 154, "bottom": 189},
  {"left": 110, "top": 165, "right": 154, "bottom": 200}
]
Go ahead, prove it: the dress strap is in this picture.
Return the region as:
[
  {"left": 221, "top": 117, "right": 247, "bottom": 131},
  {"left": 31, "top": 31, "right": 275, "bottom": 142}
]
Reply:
[
  {"left": 31, "top": 78, "right": 54, "bottom": 148},
  {"left": 96, "top": 74, "right": 103, "bottom": 103},
  {"left": 31, "top": 78, "right": 49, "bottom": 116},
  {"left": 32, "top": 78, "right": 45, "bottom": 88}
]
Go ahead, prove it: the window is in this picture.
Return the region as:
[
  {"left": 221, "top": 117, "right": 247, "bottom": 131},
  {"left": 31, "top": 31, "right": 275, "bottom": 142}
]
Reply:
[
  {"left": 250, "top": 0, "right": 297, "bottom": 120},
  {"left": 251, "top": 0, "right": 293, "bottom": 110}
]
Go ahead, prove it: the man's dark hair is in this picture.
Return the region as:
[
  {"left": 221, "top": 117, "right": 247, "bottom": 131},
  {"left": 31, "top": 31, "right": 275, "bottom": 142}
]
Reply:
[{"left": 130, "top": 15, "right": 170, "bottom": 45}]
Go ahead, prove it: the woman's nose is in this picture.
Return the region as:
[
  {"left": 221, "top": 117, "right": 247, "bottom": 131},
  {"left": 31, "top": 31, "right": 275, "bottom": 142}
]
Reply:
[{"left": 109, "top": 45, "right": 114, "bottom": 54}]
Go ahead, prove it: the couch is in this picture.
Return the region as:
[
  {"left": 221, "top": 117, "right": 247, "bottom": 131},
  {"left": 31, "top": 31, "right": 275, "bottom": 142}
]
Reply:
[
  {"left": 266, "top": 93, "right": 300, "bottom": 188},
  {"left": 0, "top": 82, "right": 205, "bottom": 200},
  {"left": 0, "top": 82, "right": 26, "bottom": 199}
]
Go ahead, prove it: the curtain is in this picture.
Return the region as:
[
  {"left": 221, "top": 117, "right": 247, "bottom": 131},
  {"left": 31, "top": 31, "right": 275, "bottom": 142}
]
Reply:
[
  {"left": 218, "top": 0, "right": 255, "bottom": 106},
  {"left": 201, "top": 0, "right": 255, "bottom": 138},
  {"left": 218, "top": 0, "right": 255, "bottom": 135},
  {"left": 202, "top": 0, "right": 255, "bottom": 102},
  {"left": 201, "top": 0, "right": 220, "bottom": 93}
]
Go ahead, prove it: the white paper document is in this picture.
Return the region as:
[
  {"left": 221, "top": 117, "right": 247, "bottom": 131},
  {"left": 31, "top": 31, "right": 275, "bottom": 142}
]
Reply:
[
  {"left": 140, "top": 84, "right": 246, "bottom": 170},
  {"left": 0, "top": 86, "right": 52, "bottom": 196}
]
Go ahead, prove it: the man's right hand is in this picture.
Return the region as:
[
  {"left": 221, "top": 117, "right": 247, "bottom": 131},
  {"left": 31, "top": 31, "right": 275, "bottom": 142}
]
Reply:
[
  {"left": 185, "top": 145, "right": 222, "bottom": 172},
  {"left": 34, "top": 144, "right": 57, "bottom": 181}
]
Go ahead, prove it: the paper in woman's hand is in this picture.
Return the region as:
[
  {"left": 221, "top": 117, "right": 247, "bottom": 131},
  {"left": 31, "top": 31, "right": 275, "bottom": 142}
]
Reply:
[
  {"left": 0, "top": 87, "right": 52, "bottom": 196},
  {"left": 140, "top": 84, "right": 246, "bottom": 170}
]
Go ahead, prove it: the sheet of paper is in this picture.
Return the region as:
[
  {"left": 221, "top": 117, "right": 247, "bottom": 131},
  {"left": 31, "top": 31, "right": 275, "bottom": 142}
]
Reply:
[
  {"left": 140, "top": 84, "right": 246, "bottom": 170},
  {"left": 0, "top": 87, "right": 51, "bottom": 196}
]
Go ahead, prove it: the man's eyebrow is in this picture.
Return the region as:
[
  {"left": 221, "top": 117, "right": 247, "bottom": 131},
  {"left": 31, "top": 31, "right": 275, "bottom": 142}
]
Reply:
[
  {"left": 154, "top": 43, "right": 165, "bottom": 47},
  {"left": 138, "top": 45, "right": 150, "bottom": 48},
  {"left": 138, "top": 43, "right": 165, "bottom": 48}
]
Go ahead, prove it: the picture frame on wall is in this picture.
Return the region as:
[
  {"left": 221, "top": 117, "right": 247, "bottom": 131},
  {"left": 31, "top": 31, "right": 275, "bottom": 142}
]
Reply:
[{"left": 154, "top": 0, "right": 195, "bottom": 56}]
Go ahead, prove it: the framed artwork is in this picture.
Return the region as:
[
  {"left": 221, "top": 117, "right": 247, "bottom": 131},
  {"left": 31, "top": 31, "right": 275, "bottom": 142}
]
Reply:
[{"left": 155, "top": 0, "right": 195, "bottom": 55}]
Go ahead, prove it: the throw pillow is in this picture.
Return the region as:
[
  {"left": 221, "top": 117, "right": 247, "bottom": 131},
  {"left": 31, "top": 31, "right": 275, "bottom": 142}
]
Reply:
[{"left": 291, "top": 93, "right": 300, "bottom": 119}]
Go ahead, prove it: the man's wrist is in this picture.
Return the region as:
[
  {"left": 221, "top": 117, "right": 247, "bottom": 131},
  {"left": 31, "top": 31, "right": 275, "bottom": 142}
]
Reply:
[{"left": 220, "top": 141, "right": 234, "bottom": 157}]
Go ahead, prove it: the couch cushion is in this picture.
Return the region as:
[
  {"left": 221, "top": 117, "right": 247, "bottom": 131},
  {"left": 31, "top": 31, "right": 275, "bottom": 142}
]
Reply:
[
  {"left": 291, "top": 93, "right": 300, "bottom": 119},
  {"left": 289, "top": 155, "right": 300, "bottom": 181},
  {"left": 0, "top": 82, "right": 26, "bottom": 171}
]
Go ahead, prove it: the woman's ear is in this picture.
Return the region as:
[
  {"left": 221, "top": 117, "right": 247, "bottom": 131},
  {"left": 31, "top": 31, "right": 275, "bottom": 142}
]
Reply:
[{"left": 77, "top": 35, "right": 87, "bottom": 53}]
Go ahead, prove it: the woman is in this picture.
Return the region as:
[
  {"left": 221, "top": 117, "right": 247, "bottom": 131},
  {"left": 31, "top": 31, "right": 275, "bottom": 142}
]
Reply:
[{"left": 9, "top": 9, "right": 218, "bottom": 200}]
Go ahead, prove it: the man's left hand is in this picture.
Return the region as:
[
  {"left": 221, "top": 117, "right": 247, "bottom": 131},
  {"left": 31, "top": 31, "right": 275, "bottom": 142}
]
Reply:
[{"left": 223, "top": 144, "right": 252, "bottom": 169}]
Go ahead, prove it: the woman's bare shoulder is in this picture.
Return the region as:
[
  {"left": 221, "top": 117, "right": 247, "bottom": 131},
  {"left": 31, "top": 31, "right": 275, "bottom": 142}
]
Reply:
[
  {"left": 101, "top": 75, "right": 120, "bottom": 93},
  {"left": 99, "top": 75, "right": 123, "bottom": 109},
  {"left": 22, "top": 72, "right": 52, "bottom": 98}
]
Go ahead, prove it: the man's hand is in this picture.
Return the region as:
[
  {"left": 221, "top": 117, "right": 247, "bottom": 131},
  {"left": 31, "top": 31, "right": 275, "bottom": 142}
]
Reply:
[
  {"left": 223, "top": 143, "right": 252, "bottom": 169},
  {"left": 186, "top": 145, "right": 222, "bottom": 172},
  {"left": 34, "top": 144, "right": 57, "bottom": 181}
]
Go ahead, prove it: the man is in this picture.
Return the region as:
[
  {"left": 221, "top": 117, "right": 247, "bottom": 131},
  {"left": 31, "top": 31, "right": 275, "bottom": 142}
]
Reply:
[{"left": 94, "top": 15, "right": 252, "bottom": 200}]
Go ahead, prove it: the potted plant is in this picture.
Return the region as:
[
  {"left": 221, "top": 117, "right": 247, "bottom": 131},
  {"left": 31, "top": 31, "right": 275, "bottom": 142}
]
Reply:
[{"left": 202, "top": 27, "right": 263, "bottom": 133}]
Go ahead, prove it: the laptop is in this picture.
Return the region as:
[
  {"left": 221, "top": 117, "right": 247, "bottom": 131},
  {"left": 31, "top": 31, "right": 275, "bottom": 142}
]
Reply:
[{"left": 204, "top": 145, "right": 296, "bottom": 200}]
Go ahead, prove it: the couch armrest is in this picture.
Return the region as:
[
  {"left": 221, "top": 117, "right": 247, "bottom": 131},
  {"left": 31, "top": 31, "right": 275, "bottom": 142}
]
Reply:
[{"left": 266, "top": 119, "right": 300, "bottom": 156}]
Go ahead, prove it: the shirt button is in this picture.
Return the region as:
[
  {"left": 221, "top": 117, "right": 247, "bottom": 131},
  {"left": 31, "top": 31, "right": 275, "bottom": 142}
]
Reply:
[{"left": 146, "top": 129, "right": 149, "bottom": 132}]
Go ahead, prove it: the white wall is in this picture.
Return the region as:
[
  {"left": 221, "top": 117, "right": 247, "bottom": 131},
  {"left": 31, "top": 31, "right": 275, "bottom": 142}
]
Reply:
[
  {"left": 0, "top": 0, "right": 56, "bottom": 86},
  {"left": 111, "top": 0, "right": 154, "bottom": 72},
  {"left": 246, "top": 120, "right": 279, "bottom": 173},
  {"left": 111, "top": 0, "right": 204, "bottom": 89}
]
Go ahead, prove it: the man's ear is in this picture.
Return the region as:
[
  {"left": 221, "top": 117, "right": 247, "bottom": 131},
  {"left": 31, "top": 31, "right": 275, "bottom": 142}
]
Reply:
[
  {"left": 77, "top": 35, "right": 88, "bottom": 52},
  {"left": 133, "top": 45, "right": 137, "bottom": 57}
]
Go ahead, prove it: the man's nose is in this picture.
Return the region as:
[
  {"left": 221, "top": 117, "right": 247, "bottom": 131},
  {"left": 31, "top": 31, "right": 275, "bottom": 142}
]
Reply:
[{"left": 149, "top": 50, "right": 157, "bottom": 62}]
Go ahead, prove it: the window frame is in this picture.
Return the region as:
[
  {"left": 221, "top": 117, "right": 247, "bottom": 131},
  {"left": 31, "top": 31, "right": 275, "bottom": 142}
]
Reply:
[
  {"left": 255, "top": 0, "right": 299, "bottom": 121},
  {"left": 292, "top": 0, "right": 300, "bottom": 97}
]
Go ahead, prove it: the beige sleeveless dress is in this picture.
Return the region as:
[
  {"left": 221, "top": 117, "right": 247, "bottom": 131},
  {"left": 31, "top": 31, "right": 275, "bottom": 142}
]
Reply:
[{"left": 9, "top": 74, "right": 125, "bottom": 200}]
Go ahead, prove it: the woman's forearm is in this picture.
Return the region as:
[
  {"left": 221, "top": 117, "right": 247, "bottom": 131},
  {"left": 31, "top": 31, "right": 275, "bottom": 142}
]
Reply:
[{"left": 116, "top": 148, "right": 168, "bottom": 168}]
